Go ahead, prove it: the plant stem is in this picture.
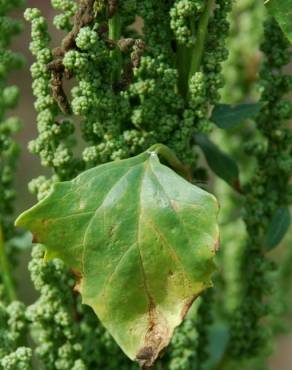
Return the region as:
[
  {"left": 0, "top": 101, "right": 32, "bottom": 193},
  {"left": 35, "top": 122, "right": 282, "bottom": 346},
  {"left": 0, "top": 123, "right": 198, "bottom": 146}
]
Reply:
[
  {"left": 176, "top": 44, "right": 192, "bottom": 98},
  {"left": 188, "top": 0, "right": 214, "bottom": 80},
  {"left": 109, "top": 12, "right": 122, "bottom": 86},
  {"left": 176, "top": 0, "right": 213, "bottom": 98},
  {"left": 0, "top": 225, "right": 17, "bottom": 302},
  {"left": 148, "top": 144, "right": 192, "bottom": 180}
]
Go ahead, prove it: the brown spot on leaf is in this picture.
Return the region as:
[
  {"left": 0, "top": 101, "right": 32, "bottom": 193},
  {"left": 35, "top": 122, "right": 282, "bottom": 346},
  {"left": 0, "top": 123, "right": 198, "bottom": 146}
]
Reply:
[
  {"left": 136, "top": 346, "right": 153, "bottom": 361},
  {"left": 136, "top": 303, "right": 169, "bottom": 369},
  {"left": 109, "top": 224, "right": 118, "bottom": 237}
]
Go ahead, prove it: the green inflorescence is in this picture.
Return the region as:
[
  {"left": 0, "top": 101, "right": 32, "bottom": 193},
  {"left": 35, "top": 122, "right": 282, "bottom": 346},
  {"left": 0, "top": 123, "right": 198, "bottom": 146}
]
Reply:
[
  {"left": 0, "top": 300, "right": 31, "bottom": 370},
  {"left": 0, "top": 1, "right": 32, "bottom": 369},
  {"left": 229, "top": 18, "right": 292, "bottom": 360},
  {"left": 0, "top": 0, "right": 24, "bottom": 240}
]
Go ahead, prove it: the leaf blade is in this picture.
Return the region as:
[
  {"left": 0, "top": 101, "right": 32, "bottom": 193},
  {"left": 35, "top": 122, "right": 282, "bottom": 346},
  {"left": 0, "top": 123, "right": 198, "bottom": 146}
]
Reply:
[
  {"left": 16, "top": 149, "right": 219, "bottom": 368},
  {"left": 266, "top": 0, "right": 292, "bottom": 43},
  {"left": 211, "top": 103, "right": 261, "bottom": 129},
  {"left": 195, "top": 134, "right": 240, "bottom": 191},
  {"left": 265, "top": 207, "right": 291, "bottom": 250}
]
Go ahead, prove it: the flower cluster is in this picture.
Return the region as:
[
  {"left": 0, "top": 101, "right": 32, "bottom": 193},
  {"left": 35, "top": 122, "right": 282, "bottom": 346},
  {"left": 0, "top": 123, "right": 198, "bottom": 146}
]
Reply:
[
  {"left": 0, "top": 298, "right": 32, "bottom": 369},
  {"left": 24, "top": 6, "right": 80, "bottom": 187},
  {"left": 229, "top": 19, "right": 292, "bottom": 359},
  {"left": 0, "top": 0, "right": 24, "bottom": 238}
]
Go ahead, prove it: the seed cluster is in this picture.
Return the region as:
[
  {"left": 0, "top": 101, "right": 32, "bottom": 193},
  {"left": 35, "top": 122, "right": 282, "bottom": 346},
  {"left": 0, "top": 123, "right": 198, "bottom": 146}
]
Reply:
[{"left": 229, "top": 19, "right": 292, "bottom": 359}]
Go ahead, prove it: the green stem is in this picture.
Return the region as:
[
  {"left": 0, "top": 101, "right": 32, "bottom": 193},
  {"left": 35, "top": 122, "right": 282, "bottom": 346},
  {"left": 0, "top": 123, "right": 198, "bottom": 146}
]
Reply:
[
  {"left": 176, "top": 44, "right": 192, "bottom": 98},
  {"left": 0, "top": 225, "right": 17, "bottom": 302},
  {"left": 148, "top": 144, "right": 192, "bottom": 180},
  {"left": 188, "top": 0, "right": 214, "bottom": 80},
  {"left": 109, "top": 12, "right": 122, "bottom": 85},
  {"left": 176, "top": 0, "right": 213, "bottom": 99}
]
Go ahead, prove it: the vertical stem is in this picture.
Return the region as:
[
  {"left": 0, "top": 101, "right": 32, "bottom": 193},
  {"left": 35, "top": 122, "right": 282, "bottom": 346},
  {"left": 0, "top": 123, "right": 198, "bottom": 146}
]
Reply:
[
  {"left": 109, "top": 12, "right": 122, "bottom": 85},
  {"left": 176, "top": 0, "right": 214, "bottom": 99},
  {"left": 0, "top": 225, "right": 17, "bottom": 302},
  {"left": 189, "top": 0, "right": 214, "bottom": 80},
  {"left": 176, "top": 44, "right": 192, "bottom": 98}
]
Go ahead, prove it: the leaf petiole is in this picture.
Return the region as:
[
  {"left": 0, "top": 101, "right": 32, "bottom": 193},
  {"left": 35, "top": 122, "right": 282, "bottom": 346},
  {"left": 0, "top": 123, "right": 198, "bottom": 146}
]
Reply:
[{"left": 148, "top": 144, "right": 192, "bottom": 180}]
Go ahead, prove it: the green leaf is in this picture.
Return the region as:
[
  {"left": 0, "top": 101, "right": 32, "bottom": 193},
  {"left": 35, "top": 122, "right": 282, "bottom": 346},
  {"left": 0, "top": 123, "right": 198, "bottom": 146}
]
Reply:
[
  {"left": 265, "top": 207, "right": 291, "bottom": 250},
  {"left": 195, "top": 134, "right": 240, "bottom": 191},
  {"left": 15, "top": 147, "right": 219, "bottom": 369},
  {"left": 211, "top": 103, "right": 261, "bottom": 129},
  {"left": 266, "top": 0, "right": 292, "bottom": 43},
  {"left": 205, "top": 322, "right": 230, "bottom": 368}
]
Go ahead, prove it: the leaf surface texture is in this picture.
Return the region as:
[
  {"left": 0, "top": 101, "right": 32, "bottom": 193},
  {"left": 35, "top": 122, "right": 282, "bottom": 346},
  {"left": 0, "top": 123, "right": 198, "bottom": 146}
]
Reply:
[{"left": 16, "top": 150, "right": 219, "bottom": 368}]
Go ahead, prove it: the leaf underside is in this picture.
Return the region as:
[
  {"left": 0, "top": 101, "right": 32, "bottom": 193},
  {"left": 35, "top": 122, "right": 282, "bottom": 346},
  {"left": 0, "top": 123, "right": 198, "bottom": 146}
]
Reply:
[
  {"left": 265, "top": 207, "right": 291, "bottom": 250},
  {"left": 211, "top": 103, "right": 261, "bottom": 130},
  {"left": 195, "top": 134, "right": 240, "bottom": 189},
  {"left": 16, "top": 150, "right": 219, "bottom": 368}
]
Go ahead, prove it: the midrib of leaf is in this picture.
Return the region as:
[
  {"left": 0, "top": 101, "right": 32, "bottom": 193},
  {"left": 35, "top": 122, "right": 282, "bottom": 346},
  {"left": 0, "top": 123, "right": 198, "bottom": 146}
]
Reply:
[
  {"left": 150, "top": 161, "right": 199, "bottom": 250},
  {"left": 81, "top": 164, "right": 142, "bottom": 280},
  {"left": 149, "top": 164, "right": 197, "bottom": 291},
  {"left": 97, "top": 164, "right": 147, "bottom": 302},
  {"left": 137, "top": 161, "right": 156, "bottom": 310}
]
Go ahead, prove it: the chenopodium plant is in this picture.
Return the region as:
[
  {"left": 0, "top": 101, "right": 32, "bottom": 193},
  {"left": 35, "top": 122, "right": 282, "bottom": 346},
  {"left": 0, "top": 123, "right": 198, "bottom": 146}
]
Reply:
[
  {"left": 15, "top": 0, "right": 292, "bottom": 370},
  {"left": 16, "top": 144, "right": 219, "bottom": 368},
  {"left": 0, "top": 1, "right": 32, "bottom": 369},
  {"left": 18, "top": 0, "right": 231, "bottom": 367}
]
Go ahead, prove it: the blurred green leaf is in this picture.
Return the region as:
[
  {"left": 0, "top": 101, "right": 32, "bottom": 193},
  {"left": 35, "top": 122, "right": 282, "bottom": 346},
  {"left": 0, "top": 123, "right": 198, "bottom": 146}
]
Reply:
[
  {"left": 211, "top": 103, "right": 261, "bottom": 129},
  {"left": 205, "top": 322, "right": 230, "bottom": 368},
  {"left": 7, "top": 231, "right": 32, "bottom": 251},
  {"left": 195, "top": 134, "right": 240, "bottom": 191},
  {"left": 266, "top": 0, "right": 292, "bottom": 43},
  {"left": 265, "top": 207, "right": 291, "bottom": 250}
]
